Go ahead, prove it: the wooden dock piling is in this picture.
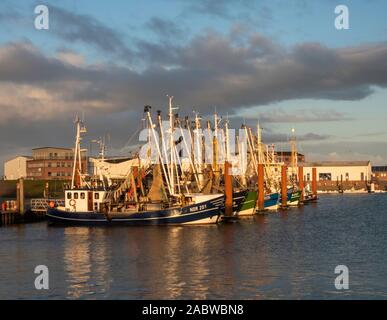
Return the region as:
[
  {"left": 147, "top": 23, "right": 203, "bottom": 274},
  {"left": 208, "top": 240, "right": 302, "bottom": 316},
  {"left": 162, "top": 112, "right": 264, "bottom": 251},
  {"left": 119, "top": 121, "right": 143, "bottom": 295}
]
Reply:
[
  {"left": 224, "top": 161, "right": 233, "bottom": 217},
  {"left": 257, "top": 164, "right": 265, "bottom": 211},
  {"left": 281, "top": 165, "right": 288, "bottom": 208},
  {"left": 19, "top": 178, "right": 25, "bottom": 215},
  {"left": 312, "top": 167, "right": 317, "bottom": 199},
  {"left": 298, "top": 166, "right": 304, "bottom": 202}
]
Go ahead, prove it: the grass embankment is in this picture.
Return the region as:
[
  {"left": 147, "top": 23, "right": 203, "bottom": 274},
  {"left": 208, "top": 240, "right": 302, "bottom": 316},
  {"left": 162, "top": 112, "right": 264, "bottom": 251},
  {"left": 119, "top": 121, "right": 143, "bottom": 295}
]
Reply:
[{"left": 0, "top": 180, "right": 66, "bottom": 198}]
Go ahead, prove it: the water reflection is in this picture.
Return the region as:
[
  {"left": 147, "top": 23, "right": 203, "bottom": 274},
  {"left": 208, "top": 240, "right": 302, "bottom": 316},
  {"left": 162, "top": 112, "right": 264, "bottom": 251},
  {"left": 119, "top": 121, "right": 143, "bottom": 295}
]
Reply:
[
  {"left": 63, "top": 227, "right": 111, "bottom": 299},
  {"left": 2, "top": 194, "right": 387, "bottom": 299}
]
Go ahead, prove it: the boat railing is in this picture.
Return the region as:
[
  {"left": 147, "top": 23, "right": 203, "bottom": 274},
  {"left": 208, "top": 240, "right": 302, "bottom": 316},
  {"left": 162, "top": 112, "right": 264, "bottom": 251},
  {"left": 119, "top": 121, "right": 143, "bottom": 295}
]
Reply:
[{"left": 30, "top": 198, "right": 65, "bottom": 212}]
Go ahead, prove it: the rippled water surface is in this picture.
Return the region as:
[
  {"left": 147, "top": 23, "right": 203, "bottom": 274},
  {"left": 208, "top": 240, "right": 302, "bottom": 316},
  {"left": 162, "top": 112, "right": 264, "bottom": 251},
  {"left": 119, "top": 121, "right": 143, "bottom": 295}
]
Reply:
[{"left": 1, "top": 194, "right": 387, "bottom": 299}]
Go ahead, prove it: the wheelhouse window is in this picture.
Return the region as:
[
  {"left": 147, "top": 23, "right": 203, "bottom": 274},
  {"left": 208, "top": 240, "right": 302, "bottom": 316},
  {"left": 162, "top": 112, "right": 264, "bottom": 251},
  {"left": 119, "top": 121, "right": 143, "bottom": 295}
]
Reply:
[
  {"left": 74, "top": 193, "right": 79, "bottom": 199},
  {"left": 67, "top": 192, "right": 72, "bottom": 199},
  {"left": 80, "top": 192, "right": 85, "bottom": 199}
]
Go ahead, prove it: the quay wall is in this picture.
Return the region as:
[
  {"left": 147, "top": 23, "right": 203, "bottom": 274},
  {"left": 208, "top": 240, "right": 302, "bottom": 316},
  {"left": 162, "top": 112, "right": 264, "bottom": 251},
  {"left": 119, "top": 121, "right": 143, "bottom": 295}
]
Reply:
[{"left": 0, "top": 179, "right": 66, "bottom": 198}]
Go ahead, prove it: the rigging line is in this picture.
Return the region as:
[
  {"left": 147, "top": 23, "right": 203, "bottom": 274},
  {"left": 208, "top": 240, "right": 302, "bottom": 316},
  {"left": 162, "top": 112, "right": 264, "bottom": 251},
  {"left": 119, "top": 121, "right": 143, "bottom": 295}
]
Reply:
[{"left": 121, "top": 126, "right": 143, "bottom": 151}]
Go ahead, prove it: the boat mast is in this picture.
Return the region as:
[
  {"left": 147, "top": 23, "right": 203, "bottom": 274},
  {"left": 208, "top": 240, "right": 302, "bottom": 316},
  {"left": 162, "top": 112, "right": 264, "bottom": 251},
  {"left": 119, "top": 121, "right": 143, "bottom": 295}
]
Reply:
[
  {"left": 213, "top": 113, "right": 220, "bottom": 176},
  {"left": 168, "top": 95, "right": 176, "bottom": 195},
  {"left": 157, "top": 110, "right": 172, "bottom": 191},
  {"left": 290, "top": 128, "right": 298, "bottom": 182},
  {"left": 144, "top": 106, "right": 172, "bottom": 195},
  {"left": 71, "top": 116, "right": 86, "bottom": 189},
  {"left": 245, "top": 125, "right": 258, "bottom": 176},
  {"left": 225, "top": 119, "right": 231, "bottom": 162},
  {"left": 194, "top": 112, "right": 203, "bottom": 187},
  {"left": 177, "top": 117, "right": 201, "bottom": 189}
]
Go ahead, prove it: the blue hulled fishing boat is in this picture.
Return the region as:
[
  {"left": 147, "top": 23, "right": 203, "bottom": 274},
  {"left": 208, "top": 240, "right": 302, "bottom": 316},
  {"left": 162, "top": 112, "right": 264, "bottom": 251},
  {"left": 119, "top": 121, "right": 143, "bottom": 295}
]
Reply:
[
  {"left": 47, "top": 192, "right": 224, "bottom": 226},
  {"left": 47, "top": 100, "right": 226, "bottom": 226}
]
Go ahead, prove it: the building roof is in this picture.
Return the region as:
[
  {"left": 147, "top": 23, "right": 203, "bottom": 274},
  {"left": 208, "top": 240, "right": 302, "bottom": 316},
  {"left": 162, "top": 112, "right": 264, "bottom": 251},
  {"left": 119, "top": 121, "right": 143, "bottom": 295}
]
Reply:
[
  {"left": 5, "top": 155, "right": 33, "bottom": 163},
  {"left": 90, "top": 156, "right": 133, "bottom": 164},
  {"left": 275, "top": 151, "right": 304, "bottom": 156},
  {"left": 304, "top": 161, "right": 371, "bottom": 167},
  {"left": 32, "top": 147, "right": 72, "bottom": 151}
]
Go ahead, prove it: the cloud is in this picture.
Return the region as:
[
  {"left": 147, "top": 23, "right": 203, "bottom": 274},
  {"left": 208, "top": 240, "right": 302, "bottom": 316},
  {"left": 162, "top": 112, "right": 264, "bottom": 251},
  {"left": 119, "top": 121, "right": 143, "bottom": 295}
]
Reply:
[
  {"left": 263, "top": 132, "right": 330, "bottom": 143},
  {"left": 235, "top": 108, "right": 354, "bottom": 123},
  {"left": 49, "top": 5, "right": 133, "bottom": 59},
  {"left": 1, "top": 29, "right": 387, "bottom": 124},
  {"left": 1, "top": 25, "right": 387, "bottom": 175},
  {"left": 302, "top": 141, "right": 387, "bottom": 165},
  {"left": 182, "top": 0, "right": 271, "bottom": 27},
  {"left": 145, "top": 17, "right": 186, "bottom": 39}
]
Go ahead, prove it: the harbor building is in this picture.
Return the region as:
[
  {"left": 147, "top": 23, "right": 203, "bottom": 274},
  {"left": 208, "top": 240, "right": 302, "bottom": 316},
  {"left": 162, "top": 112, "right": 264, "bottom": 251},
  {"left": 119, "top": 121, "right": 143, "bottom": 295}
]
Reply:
[
  {"left": 303, "top": 161, "right": 372, "bottom": 192},
  {"left": 372, "top": 166, "right": 387, "bottom": 181},
  {"left": 26, "top": 147, "right": 88, "bottom": 180},
  {"left": 4, "top": 156, "right": 32, "bottom": 180},
  {"left": 276, "top": 152, "right": 305, "bottom": 166},
  {"left": 372, "top": 166, "right": 387, "bottom": 190}
]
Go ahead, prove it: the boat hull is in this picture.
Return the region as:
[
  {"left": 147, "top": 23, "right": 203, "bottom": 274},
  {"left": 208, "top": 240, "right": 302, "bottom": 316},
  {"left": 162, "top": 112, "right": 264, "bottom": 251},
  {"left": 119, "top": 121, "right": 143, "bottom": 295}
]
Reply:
[
  {"left": 264, "top": 192, "right": 280, "bottom": 211},
  {"left": 237, "top": 191, "right": 257, "bottom": 216},
  {"left": 47, "top": 195, "right": 224, "bottom": 226},
  {"left": 220, "top": 190, "right": 248, "bottom": 216},
  {"left": 287, "top": 190, "right": 301, "bottom": 206}
]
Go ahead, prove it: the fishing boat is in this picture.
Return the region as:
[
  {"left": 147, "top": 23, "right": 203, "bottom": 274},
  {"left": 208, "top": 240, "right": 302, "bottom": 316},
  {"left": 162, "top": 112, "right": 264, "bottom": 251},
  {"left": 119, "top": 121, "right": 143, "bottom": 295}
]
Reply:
[
  {"left": 237, "top": 190, "right": 257, "bottom": 216},
  {"left": 237, "top": 190, "right": 280, "bottom": 215},
  {"left": 286, "top": 188, "right": 301, "bottom": 206},
  {"left": 47, "top": 100, "right": 225, "bottom": 226},
  {"left": 264, "top": 192, "right": 280, "bottom": 210},
  {"left": 47, "top": 191, "right": 224, "bottom": 226},
  {"left": 235, "top": 123, "right": 282, "bottom": 215},
  {"left": 230, "top": 189, "right": 248, "bottom": 214}
]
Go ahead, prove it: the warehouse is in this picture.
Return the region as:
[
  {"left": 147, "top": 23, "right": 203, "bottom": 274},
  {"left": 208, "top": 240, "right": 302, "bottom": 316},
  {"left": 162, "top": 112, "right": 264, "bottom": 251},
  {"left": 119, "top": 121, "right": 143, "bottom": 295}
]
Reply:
[{"left": 303, "top": 161, "right": 372, "bottom": 192}]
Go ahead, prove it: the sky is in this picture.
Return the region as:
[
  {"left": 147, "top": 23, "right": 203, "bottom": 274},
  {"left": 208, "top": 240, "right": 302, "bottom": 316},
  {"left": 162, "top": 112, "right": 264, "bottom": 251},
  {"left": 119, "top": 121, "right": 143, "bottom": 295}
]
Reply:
[{"left": 0, "top": 0, "right": 387, "bottom": 174}]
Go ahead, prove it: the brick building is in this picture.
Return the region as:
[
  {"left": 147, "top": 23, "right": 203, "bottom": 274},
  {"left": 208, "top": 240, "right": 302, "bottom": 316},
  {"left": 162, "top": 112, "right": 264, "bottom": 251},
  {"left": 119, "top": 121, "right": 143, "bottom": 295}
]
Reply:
[
  {"left": 276, "top": 152, "right": 305, "bottom": 166},
  {"left": 26, "top": 147, "right": 87, "bottom": 180}
]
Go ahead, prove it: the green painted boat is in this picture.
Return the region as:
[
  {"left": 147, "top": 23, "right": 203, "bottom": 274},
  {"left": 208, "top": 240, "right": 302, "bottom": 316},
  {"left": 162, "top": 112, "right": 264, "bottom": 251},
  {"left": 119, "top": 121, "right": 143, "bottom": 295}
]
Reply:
[
  {"left": 237, "top": 190, "right": 257, "bottom": 216},
  {"left": 287, "top": 189, "right": 301, "bottom": 206}
]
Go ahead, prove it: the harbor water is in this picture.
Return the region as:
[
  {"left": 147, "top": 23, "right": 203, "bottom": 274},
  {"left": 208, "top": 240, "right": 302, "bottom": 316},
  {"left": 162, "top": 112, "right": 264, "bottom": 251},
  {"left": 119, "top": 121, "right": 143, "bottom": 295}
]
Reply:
[{"left": 0, "top": 194, "right": 386, "bottom": 299}]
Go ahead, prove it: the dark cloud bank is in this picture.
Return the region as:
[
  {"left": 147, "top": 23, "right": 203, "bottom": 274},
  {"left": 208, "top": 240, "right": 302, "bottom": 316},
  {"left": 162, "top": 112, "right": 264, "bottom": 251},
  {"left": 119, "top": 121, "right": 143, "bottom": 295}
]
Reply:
[{"left": 1, "top": 5, "right": 387, "bottom": 169}]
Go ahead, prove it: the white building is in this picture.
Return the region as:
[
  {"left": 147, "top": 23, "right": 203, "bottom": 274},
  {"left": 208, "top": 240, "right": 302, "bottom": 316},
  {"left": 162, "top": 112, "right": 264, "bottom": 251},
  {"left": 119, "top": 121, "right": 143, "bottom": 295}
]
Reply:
[
  {"left": 4, "top": 156, "right": 31, "bottom": 180},
  {"left": 303, "top": 161, "right": 372, "bottom": 182}
]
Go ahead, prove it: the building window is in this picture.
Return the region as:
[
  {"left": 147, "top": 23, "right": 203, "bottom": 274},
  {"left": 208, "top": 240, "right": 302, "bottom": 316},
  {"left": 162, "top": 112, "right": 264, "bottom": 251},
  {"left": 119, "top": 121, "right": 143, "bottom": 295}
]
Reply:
[
  {"left": 80, "top": 192, "right": 85, "bottom": 199},
  {"left": 346, "top": 173, "right": 349, "bottom": 181},
  {"left": 48, "top": 172, "right": 52, "bottom": 177},
  {"left": 95, "top": 193, "right": 99, "bottom": 200},
  {"left": 48, "top": 162, "right": 51, "bottom": 167},
  {"left": 319, "top": 173, "right": 331, "bottom": 181},
  {"left": 67, "top": 192, "right": 72, "bottom": 199},
  {"left": 307, "top": 173, "right": 310, "bottom": 181},
  {"left": 74, "top": 193, "right": 78, "bottom": 199}
]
